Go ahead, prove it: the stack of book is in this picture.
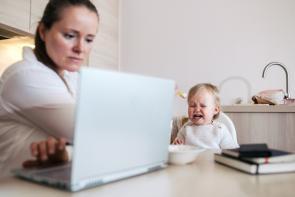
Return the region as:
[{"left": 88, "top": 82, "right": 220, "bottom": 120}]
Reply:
[{"left": 214, "top": 143, "right": 295, "bottom": 174}]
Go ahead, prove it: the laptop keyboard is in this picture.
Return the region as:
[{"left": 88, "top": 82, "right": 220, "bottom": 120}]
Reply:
[{"left": 35, "top": 165, "right": 71, "bottom": 181}]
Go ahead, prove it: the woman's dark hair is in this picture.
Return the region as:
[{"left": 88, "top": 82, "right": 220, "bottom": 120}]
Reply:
[{"left": 34, "top": 0, "right": 99, "bottom": 73}]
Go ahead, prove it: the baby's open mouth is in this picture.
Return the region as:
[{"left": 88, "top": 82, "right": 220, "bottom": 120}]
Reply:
[{"left": 193, "top": 114, "right": 203, "bottom": 119}]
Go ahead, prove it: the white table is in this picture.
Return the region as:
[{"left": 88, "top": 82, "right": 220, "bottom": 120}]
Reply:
[{"left": 1, "top": 151, "right": 295, "bottom": 197}]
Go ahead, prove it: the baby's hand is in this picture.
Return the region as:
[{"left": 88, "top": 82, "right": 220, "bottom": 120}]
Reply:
[{"left": 173, "top": 138, "right": 184, "bottom": 145}]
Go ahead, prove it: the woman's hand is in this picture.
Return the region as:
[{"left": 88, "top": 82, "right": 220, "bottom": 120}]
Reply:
[{"left": 22, "top": 137, "right": 69, "bottom": 168}]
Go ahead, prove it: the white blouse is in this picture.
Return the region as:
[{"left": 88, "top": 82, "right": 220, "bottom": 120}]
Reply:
[{"left": 0, "top": 47, "right": 78, "bottom": 177}]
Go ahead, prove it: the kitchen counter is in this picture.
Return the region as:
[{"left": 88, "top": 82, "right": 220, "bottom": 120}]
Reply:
[
  {"left": 222, "top": 104, "right": 295, "bottom": 113},
  {"left": 222, "top": 104, "right": 295, "bottom": 152}
]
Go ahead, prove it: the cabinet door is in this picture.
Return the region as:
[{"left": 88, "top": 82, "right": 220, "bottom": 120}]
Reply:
[
  {"left": 30, "top": 0, "right": 48, "bottom": 34},
  {"left": 226, "top": 112, "right": 295, "bottom": 152},
  {"left": 0, "top": 0, "right": 30, "bottom": 32},
  {"left": 89, "top": 0, "right": 119, "bottom": 70}
]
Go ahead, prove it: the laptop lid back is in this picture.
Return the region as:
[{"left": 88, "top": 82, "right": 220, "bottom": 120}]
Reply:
[{"left": 72, "top": 68, "right": 175, "bottom": 188}]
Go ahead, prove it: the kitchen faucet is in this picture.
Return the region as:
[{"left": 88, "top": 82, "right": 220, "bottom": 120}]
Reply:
[{"left": 262, "top": 62, "right": 289, "bottom": 99}]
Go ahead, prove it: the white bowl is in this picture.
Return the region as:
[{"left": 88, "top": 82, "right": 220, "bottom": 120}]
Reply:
[{"left": 168, "top": 145, "right": 204, "bottom": 165}]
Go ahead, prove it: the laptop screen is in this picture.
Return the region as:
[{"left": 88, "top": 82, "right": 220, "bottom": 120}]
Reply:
[{"left": 72, "top": 68, "right": 175, "bottom": 184}]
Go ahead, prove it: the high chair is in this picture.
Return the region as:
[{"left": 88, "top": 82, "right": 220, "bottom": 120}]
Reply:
[{"left": 170, "top": 112, "right": 239, "bottom": 146}]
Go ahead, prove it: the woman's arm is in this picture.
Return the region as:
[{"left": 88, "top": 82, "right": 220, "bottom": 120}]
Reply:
[
  {"left": 2, "top": 68, "right": 77, "bottom": 141},
  {"left": 20, "top": 104, "right": 75, "bottom": 141}
]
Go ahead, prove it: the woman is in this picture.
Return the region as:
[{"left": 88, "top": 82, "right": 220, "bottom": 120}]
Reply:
[{"left": 0, "top": 0, "right": 99, "bottom": 177}]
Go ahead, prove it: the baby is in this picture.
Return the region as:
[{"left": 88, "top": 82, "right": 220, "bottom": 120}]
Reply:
[{"left": 173, "top": 83, "right": 238, "bottom": 150}]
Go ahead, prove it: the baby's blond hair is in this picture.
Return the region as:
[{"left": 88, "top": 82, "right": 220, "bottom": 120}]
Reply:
[{"left": 187, "top": 83, "right": 220, "bottom": 119}]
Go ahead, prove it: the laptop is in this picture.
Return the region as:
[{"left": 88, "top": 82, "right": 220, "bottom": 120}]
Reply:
[{"left": 13, "top": 67, "right": 175, "bottom": 192}]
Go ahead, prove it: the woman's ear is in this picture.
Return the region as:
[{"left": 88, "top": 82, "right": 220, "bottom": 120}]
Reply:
[{"left": 38, "top": 23, "right": 46, "bottom": 41}]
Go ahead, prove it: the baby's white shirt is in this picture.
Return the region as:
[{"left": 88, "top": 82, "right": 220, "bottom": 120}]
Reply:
[{"left": 176, "top": 121, "right": 238, "bottom": 150}]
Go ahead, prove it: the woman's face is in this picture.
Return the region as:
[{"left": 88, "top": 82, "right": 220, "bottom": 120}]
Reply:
[{"left": 39, "top": 6, "right": 98, "bottom": 74}]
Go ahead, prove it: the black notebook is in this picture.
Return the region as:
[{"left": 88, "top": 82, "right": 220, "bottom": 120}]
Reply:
[
  {"left": 214, "top": 153, "right": 295, "bottom": 174},
  {"left": 242, "top": 149, "right": 295, "bottom": 164},
  {"left": 222, "top": 143, "right": 272, "bottom": 158}
]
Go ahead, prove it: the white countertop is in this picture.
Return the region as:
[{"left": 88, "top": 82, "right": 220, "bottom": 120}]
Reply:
[{"left": 222, "top": 104, "right": 295, "bottom": 113}]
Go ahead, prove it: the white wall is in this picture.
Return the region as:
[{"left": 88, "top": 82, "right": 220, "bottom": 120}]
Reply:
[
  {"left": 89, "top": 0, "right": 119, "bottom": 70},
  {"left": 120, "top": 0, "right": 295, "bottom": 115}
]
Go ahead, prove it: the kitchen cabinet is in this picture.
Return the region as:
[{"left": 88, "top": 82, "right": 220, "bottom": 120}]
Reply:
[
  {"left": 222, "top": 105, "right": 295, "bottom": 152},
  {"left": 30, "top": 0, "right": 48, "bottom": 34},
  {"left": 0, "top": 0, "right": 30, "bottom": 32},
  {"left": 89, "top": 0, "right": 119, "bottom": 70}
]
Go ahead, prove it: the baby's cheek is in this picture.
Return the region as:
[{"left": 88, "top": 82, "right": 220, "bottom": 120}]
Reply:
[{"left": 188, "top": 110, "right": 193, "bottom": 117}]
